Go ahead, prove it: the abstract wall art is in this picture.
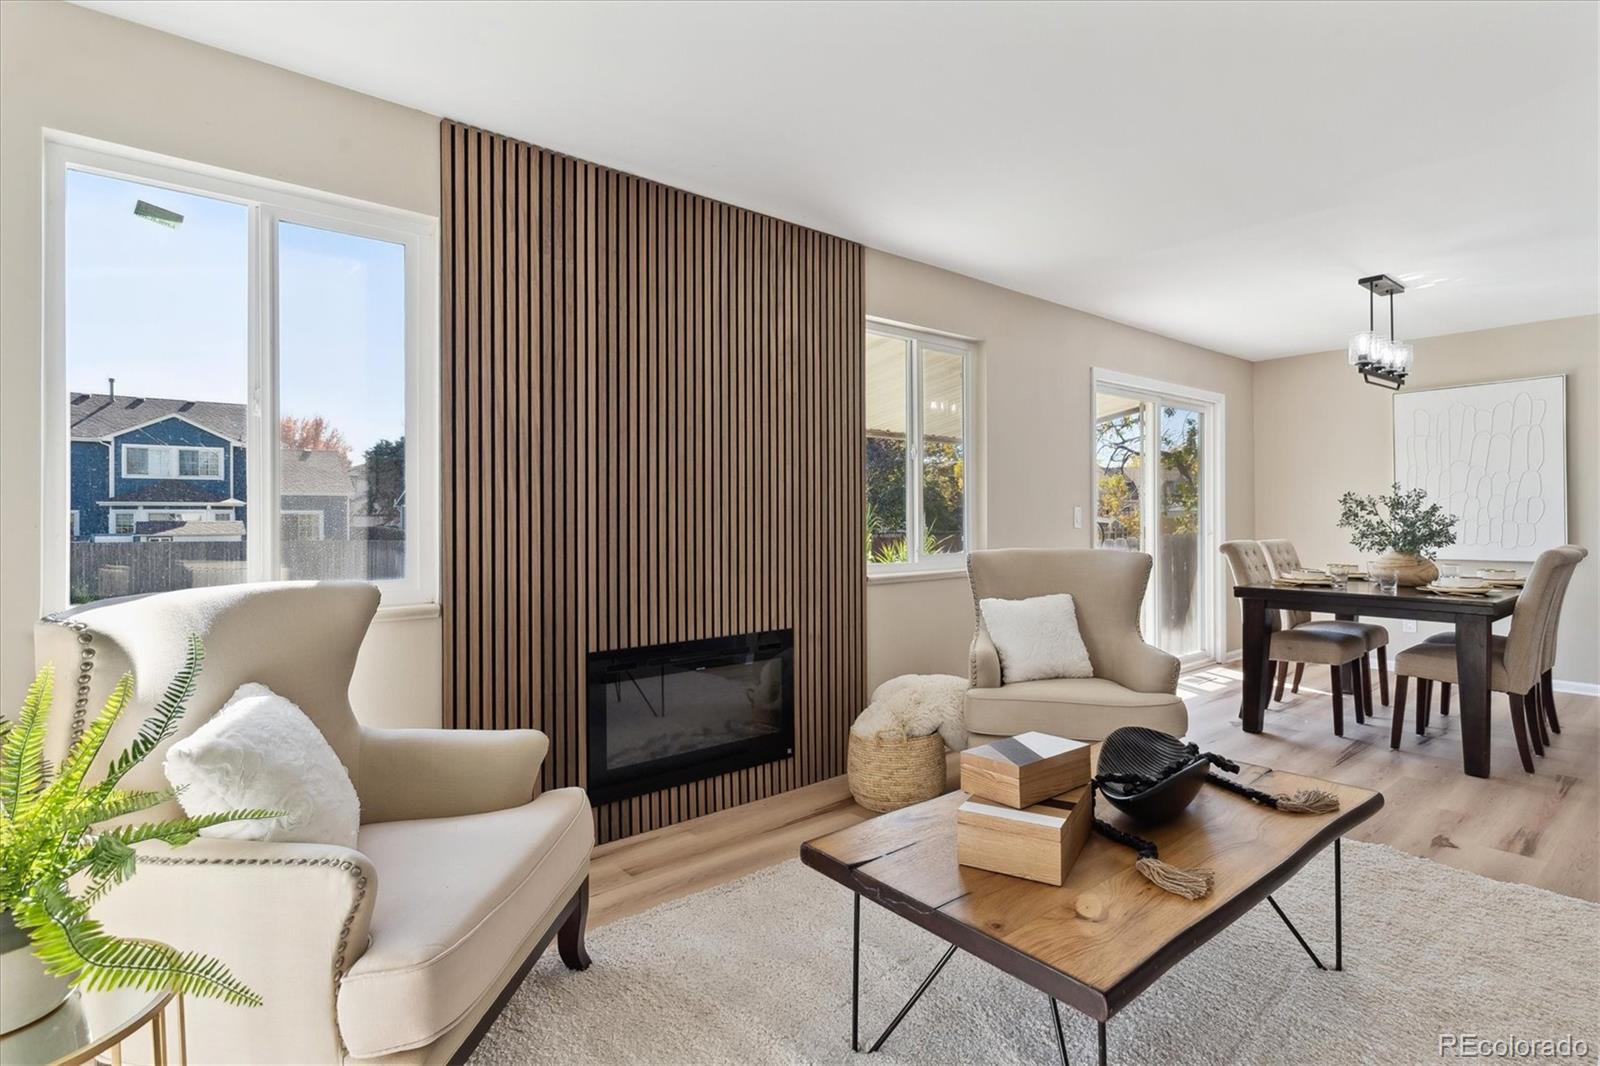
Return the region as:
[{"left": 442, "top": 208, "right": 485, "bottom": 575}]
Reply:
[{"left": 1393, "top": 375, "right": 1568, "bottom": 562}]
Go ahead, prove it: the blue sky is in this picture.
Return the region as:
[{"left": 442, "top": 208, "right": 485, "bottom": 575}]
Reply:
[{"left": 66, "top": 169, "right": 406, "bottom": 456}]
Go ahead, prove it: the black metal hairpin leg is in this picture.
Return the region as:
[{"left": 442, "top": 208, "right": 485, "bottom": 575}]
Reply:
[
  {"left": 867, "top": 944, "right": 959, "bottom": 1051},
  {"left": 1048, "top": 996, "right": 1069, "bottom": 1066},
  {"left": 1265, "top": 837, "right": 1344, "bottom": 972},
  {"left": 851, "top": 894, "right": 861, "bottom": 1051}
]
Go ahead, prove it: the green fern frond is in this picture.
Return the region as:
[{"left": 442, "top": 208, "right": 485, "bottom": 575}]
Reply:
[
  {"left": 105, "top": 809, "right": 281, "bottom": 850},
  {"left": 16, "top": 886, "right": 262, "bottom": 1007},
  {"left": 0, "top": 663, "right": 53, "bottom": 818},
  {"left": 97, "top": 636, "right": 203, "bottom": 794},
  {"left": 85, "top": 834, "right": 137, "bottom": 883},
  {"left": 85, "top": 788, "right": 177, "bottom": 825}
]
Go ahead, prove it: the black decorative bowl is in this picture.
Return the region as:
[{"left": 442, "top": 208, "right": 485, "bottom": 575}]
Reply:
[{"left": 1095, "top": 727, "right": 1209, "bottom": 826}]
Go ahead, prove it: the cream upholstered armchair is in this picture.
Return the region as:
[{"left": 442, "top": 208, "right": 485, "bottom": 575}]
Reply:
[
  {"left": 35, "top": 582, "right": 592, "bottom": 1065},
  {"left": 965, "top": 548, "right": 1186, "bottom": 744}
]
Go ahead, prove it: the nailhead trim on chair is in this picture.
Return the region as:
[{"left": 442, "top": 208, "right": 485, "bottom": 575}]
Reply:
[
  {"left": 142, "top": 853, "right": 370, "bottom": 1053},
  {"left": 966, "top": 556, "right": 982, "bottom": 686},
  {"left": 41, "top": 617, "right": 96, "bottom": 744}
]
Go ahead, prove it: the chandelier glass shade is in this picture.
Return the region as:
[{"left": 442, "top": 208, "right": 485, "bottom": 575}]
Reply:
[{"left": 1347, "top": 274, "right": 1410, "bottom": 389}]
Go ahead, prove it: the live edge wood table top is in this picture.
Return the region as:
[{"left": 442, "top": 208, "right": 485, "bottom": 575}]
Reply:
[{"left": 801, "top": 752, "right": 1382, "bottom": 1024}]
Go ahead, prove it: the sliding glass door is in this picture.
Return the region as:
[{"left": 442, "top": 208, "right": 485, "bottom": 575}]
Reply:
[{"left": 1093, "top": 378, "right": 1219, "bottom": 665}]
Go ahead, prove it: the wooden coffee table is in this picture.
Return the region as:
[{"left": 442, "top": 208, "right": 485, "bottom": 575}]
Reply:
[{"left": 801, "top": 753, "right": 1382, "bottom": 1064}]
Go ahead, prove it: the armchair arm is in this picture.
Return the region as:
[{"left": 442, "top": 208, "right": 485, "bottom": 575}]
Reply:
[
  {"left": 358, "top": 726, "right": 549, "bottom": 823},
  {"left": 1100, "top": 636, "right": 1182, "bottom": 695},
  {"left": 970, "top": 627, "right": 1002, "bottom": 689},
  {"left": 100, "top": 838, "right": 376, "bottom": 1065}
]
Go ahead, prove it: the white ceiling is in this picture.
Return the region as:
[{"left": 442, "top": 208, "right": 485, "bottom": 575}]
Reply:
[{"left": 76, "top": 0, "right": 1600, "bottom": 360}]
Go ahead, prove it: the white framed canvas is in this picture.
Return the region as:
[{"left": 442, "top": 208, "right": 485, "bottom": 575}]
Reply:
[{"left": 1393, "top": 375, "right": 1568, "bottom": 562}]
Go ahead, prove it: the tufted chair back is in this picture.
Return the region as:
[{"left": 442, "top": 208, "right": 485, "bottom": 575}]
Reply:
[
  {"left": 1257, "top": 539, "right": 1311, "bottom": 628},
  {"left": 1219, "top": 540, "right": 1282, "bottom": 632},
  {"left": 35, "top": 582, "right": 379, "bottom": 820},
  {"left": 1539, "top": 546, "right": 1588, "bottom": 671}
]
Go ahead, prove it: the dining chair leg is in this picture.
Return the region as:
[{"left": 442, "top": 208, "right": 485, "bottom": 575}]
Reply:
[
  {"left": 1507, "top": 692, "right": 1535, "bottom": 773},
  {"left": 1347, "top": 663, "right": 1365, "bottom": 725},
  {"left": 1440, "top": 682, "right": 1451, "bottom": 717},
  {"left": 1541, "top": 670, "right": 1560, "bottom": 734},
  {"left": 1360, "top": 656, "right": 1374, "bottom": 724},
  {"left": 1275, "top": 660, "right": 1289, "bottom": 702},
  {"left": 1328, "top": 666, "right": 1345, "bottom": 738},
  {"left": 1376, "top": 646, "right": 1389, "bottom": 706},
  {"left": 1291, "top": 663, "right": 1304, "bottom": 694},
  {"left": 1417, "top": 680, "right": 1433, "bottom": 735},
  {"left": 1390, "top": 674, "right": 1409, "bottom": 750},
  {"left": 1527, "top": 687, "right": 1548, "bottom": 753}
]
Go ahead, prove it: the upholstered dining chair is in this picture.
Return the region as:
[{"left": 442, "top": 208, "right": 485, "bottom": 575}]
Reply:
[
  {"left": 1412, "top": 546, "right": 1587, "bottom": 744},
  {"left": 1219, "top": 540, "right": 1374, "bottom": 736},
  {"left": 1390, "top": 546, "right": 1585, "bottom": 773},
  {"left": 964, "top": 548, "right": 1187, "bottom": 744},
  {"left": 35, "top": 582, "right": 594, "bottom": 1065},
  {"left": 1258, "top": 538, "right": 1392, "bottom": 708}
]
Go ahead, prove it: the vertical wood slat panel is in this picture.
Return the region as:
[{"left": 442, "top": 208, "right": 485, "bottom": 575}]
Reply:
[{"left": 440, "top": 120, "right": 864, "bottom": 843}]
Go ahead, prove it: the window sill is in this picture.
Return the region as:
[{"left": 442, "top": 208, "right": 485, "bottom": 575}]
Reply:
[
  {"left": 373, "top": 601, "right": 441, "bottom": 623},
  {"left": 867, "top": 567, "right": 969, "bottom": 586}
]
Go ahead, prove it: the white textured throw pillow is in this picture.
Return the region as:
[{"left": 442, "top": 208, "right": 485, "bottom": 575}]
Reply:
[
  {"left": 980, "top": 594, "right": 1094, "bottom": 683},
  {"left": 164, "top": 683, "right": 360, "bottom": 848}
]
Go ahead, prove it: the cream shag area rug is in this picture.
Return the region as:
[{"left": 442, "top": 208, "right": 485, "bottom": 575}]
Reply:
[{"left": 471, "top": 842, "right": 1598, "bottom": 1065}]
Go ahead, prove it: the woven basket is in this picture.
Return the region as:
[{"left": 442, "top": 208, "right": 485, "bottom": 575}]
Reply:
[{"left": 847, "top": 731, "right": 946, "bottom": 812}]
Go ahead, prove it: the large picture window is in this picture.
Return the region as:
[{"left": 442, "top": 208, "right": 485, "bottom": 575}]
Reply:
[
  {"left": 44, "top": 139, "right": 437, "bottom": 608},
  {"left": 865, "top": 322, "right": 974, "bottom": 571}
]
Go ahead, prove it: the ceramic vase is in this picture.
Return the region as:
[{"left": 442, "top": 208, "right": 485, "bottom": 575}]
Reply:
[
  {"left": 1376, "top": 549, "right": 1438, "bottom": 588},
  {"left": 0, "top": 909, "right": 72, "bottom": 1034}
]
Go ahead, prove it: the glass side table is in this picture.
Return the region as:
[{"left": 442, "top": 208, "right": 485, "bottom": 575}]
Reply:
[{"left": 0, "top": 988, "right": 185, "bottom": 1066}]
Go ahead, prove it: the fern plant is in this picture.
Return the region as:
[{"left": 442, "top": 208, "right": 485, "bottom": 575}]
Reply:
[{"left": 0, "top": 635, "right": 273, "bottom": 1006}]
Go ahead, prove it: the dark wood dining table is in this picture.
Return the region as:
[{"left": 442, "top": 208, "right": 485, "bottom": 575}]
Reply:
[{"left": 1234, "top": 579, "right": 1520, "bottom": 778}]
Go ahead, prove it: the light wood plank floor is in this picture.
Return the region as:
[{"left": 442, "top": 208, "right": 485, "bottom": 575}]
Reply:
[{"left": 590, "top": 666, "right": 1599, "bottom": 928}]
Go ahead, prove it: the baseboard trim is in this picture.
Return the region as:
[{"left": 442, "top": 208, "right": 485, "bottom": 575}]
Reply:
[
  {"left": 1553, "top": 680, "right": 1600, "bottom": 697},
  {"left": 1220, "top": 648, "right": 1242, "bottom": 664}
]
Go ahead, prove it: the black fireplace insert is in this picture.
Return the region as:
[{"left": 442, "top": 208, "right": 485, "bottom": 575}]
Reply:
[{"left": 585, "top": 629, "right": 794, "bottom": 804}]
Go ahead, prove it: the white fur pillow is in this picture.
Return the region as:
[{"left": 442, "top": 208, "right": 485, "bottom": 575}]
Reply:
[
  {"left": 980, "top": 594, "right": 1094, "bottom": 683},
  {"left": 164, "top": 683, "right": 360, "bottom": 848}
]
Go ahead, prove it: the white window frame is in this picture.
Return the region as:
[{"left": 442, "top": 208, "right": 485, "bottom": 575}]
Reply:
[
  {"left": 41, "top": 134, "right": 440, "bottom": 610},
  {"left": 280, "top": 510, "right": 326, "bottom": 541},
  {"left": 121, "top": 444, "right": 225, "bottom": 480},
  {"left": 866, "top": 319, "right": 979, "bottom": 577},
  {"left": 109, "top": 510, "right": 137, "bottom": 536}
]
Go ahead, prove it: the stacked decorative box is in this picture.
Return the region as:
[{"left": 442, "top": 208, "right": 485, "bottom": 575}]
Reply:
[{"left": 956, "top": 732, "right": 1094, "bottom": 886}]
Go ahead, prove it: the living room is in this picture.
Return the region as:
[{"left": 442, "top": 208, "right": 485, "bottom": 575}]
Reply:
[{"left": 0, "top": 2, "right": 1595, "bottom": 1064}]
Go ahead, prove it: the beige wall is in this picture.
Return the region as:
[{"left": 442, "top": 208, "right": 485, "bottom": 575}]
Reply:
[
  {"left": 1253, "top": 315, "right": 1599, "bottom": 688},
  {"left": 0, "top": 1, "right": 441, "bottom": 727},
  {"left": 863, "top": 249, "right": 1258, "bottom": 691}
]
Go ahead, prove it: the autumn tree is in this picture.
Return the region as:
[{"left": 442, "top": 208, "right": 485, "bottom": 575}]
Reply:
[{"left": 279, "top": 415, "right": 350, "bottom": 459}]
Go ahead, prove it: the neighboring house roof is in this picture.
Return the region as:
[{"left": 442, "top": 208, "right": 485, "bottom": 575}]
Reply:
[
  {"left": 135, "top": 520, "right": 247, "bottom": 539},
  {"left": 70, "top": 392, "right": 246, "bottom": 442},
  {"left": 282, "top": 449, "right": 354, "bottom": 496}
]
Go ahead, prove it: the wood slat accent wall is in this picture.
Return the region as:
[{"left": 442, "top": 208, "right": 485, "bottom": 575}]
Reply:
[{"left": 439, "top": 120, "right": 866, "bottom": 843}]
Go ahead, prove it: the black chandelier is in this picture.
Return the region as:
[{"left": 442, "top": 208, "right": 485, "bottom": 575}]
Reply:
[{"left": 1347, "top": 274, "right": 1412, "bottom": 390}]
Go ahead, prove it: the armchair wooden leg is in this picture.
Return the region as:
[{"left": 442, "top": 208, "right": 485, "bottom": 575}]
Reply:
[
  {"left": 1329, "top": 666, "right": 1344, "bottom": 738},
  {"left": 558, "top": 878, "right": 592, "bottom": 971},
  {"left": 1441, "top": 682, "right": 1451, "bottom": 717},
  {"left": 1291, "top": 662, "right": 1304, "bottom": 694},
  {"left": 1390, "top": 674, "right": 1409, "bottom": 749},
  {"left": 1377, "top": 646, "right": 1389, "bottom": 706},
  {"left": 1507, "top": 692, "right": 1535, "bottom": 773},
  {"left": 1542, "top": 669, "right": 1561, "bottom": 734},
  {"left": 1275, "top": 660, "right": 1289, "bottom": 702},
  {"left": 1417, "top": 679, "right": 1433, "bottom": 735}
]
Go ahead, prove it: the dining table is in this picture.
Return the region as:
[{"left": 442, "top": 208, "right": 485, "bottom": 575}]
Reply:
[{"left": 1233, "top": 578, "right": 1521, "bottom": 778}]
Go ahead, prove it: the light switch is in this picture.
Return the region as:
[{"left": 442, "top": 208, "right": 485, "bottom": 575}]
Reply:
[
  {"left": 1403, "top": 620, "right": 1417, "bottom": 633},
  {"left": 1073, "top": 506, "right": 1083, "bottom": 529}
]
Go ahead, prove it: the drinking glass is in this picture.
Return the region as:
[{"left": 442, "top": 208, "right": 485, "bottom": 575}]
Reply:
[
  {"left": 1439, "top": 564, "right": 1458, "bottom": 581},
  {"left": 1369, "top": 560, "right": 1399, "bottom": 594}
]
